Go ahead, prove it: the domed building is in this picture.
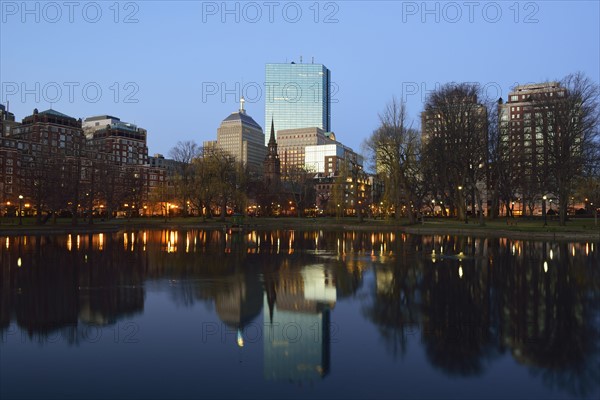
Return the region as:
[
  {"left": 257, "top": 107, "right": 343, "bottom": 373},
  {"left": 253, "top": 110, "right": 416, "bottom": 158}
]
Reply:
[{"left": 216, "top": 98, "right": 266, "bottom": 172}]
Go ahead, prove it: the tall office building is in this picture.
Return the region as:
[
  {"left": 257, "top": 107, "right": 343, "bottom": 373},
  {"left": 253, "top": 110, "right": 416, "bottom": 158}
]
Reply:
[
  {"left": 217, "top": 98, "right": 266, "bottom": 171},
  {"left": 265, "top": 62, "right": 331, "bottom": 145}
]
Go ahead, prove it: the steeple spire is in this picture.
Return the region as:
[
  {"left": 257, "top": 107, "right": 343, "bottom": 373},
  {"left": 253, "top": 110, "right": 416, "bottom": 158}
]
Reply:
[
  {"left": 263, "top": 116, "right": 281, "bottom": 189},
  {"left": 268, "top": 117, "right": 276, "bottom": 146}
]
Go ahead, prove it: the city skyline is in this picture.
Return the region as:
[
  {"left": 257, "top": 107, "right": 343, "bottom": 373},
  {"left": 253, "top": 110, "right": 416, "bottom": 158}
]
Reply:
[
  {"left": 1, "top": 2, "right": 598, "bottom": 155},
  {"left": 2, "top": 3, "right": 600, "bottom": 399}
]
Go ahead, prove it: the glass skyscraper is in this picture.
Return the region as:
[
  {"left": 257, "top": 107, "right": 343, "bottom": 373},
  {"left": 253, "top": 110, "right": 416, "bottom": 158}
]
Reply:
[{"left": 265, "top": 62, "right": 331, "bottom": 145}]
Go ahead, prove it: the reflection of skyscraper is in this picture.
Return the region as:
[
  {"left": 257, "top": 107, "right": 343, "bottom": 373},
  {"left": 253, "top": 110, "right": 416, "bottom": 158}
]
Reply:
[
  {"left": 215, "top": 271, "right": 263, "bottom": 332},
  {"left": 263, "top": 264, "right": 336, "bottom": 382}
]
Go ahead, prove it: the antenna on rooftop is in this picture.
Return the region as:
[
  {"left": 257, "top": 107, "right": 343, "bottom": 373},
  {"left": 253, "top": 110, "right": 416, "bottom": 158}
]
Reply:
[{"left": 312, "top": 56, "right": 314, "bottom": 64}]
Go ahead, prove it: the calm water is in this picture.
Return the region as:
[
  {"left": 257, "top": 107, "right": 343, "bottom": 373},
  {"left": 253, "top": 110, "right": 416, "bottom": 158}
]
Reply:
[{"left": 1, "top": 229, "right": 599, "bottom": 399}]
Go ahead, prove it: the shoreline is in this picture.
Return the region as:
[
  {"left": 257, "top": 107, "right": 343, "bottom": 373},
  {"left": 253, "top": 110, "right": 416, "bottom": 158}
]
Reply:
[{"left": 1, "top": 218, "right": 600, "bottom": 241}]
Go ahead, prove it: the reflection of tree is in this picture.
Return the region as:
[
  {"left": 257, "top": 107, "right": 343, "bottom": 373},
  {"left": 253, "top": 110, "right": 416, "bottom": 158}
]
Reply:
[
  {"left": 494, "top": 241, "right": 600, "bottom": 397},
  {"left": 78, "top": 233, "right": 145, "bottom": 325},
  {"left": 2, "top": 229, "right": 598, "bottom": 398},
  {"left": 14, "top": 236, "right": 80, "bottom": 336},
  {"left": 0, "top": 240, "right": 11, "bottom": 331},
  {"left": 361, "top": 236, "right": 423, "bottom": 359},
  {"left": 420, "top": 257, "right": 497, "bottom": 376},
  {"left": 360, "top": 233, "right": 600, "bottom": 394},
  {"left": 1, "top": 234, "right": 146, "bottom": 340},
  {"left": 363, "top": 263, "right": 420, "bottom": 359}
]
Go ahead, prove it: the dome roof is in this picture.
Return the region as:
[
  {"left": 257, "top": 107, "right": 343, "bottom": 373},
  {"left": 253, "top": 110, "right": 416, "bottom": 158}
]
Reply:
[{"left": 222, "top": 111, "right": 263, "bottom": 131}]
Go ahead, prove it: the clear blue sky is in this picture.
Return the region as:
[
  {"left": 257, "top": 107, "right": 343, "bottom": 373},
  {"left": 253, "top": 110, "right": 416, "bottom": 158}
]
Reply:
[{"left": 1, "top": 1, "right": 599, "bottom": 156}]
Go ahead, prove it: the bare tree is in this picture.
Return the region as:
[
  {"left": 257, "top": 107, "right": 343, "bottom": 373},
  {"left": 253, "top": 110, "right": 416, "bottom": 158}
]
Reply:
[
  {"left": 169, "top": 141, "right": 200, "bottom": 217},
  {"left": 365, "top": 97, "right": 422, "bottom": 224},
  {"left": 96, "top": 163, "right": 122, "bottom": 220},
  {"left": 488, "top": 99, "right": 518, "bottom": 218},
  {"left": 203, "top": 148, "right": 245, "bottom": 220},
  {"left": 189, "top": 150, "right": 215, "bottom": 221},
  {"left": 422, "top": 83, "right": 488, "bottom": 225},
  {"left": 574, "top": 175, "right": 600, "bottom": 225},
  {"left": 121, "top": 166, "right": 145, "bottom": 219},
  {"left": 545, "top": 73, "right": 599, "bottom": 225},
  {"left": 285, "top": 165, "right": 316, "bottom": 217},
  {"left": 328, "top": 168, "right": 346, "bottom": 218},
  {"left": 22, "top": 150, "right": 63, "bottom": 224}
]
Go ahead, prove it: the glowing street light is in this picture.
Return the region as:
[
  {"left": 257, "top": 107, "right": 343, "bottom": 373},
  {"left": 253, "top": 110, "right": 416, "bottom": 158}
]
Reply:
[
  {"left": 542, "top": 195, "right": 547, "bottom": 226},
  {"left": 18, "top": 195, "right": 23, "bottom": 225}
]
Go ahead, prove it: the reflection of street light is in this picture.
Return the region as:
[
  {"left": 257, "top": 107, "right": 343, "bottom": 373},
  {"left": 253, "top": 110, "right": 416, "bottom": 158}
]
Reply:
[
  {"left": 18, "top": 195, "right": 23, "bottom": 225},
  {"left": 542, "top": 195, "right": 547, "bottom": 226}
]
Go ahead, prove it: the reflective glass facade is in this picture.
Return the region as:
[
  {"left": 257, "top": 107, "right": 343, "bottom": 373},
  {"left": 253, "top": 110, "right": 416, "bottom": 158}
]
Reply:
[{"left": 265, "top": 63, "right": 331, "bottom": 145}]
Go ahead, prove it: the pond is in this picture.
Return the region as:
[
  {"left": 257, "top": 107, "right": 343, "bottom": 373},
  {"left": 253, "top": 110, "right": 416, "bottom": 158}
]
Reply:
[{"left": 1, "top": 230, "right": 599, "bottom": 399}]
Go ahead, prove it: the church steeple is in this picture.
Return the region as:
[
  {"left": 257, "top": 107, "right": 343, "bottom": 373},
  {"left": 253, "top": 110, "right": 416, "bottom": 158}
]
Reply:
[
  {"left": 268, "top": 117, "right": 277, "bottom": 150},
  {"left": 263, "top": 117, "right": 281, "bottom": 190}
]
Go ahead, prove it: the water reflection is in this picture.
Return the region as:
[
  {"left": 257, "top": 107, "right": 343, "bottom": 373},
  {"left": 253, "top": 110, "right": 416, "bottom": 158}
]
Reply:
[
  {"left": 263, "top": 263, "right": 336, "bottom": 382},
  {"left": 1, "top": 234, "right": 146, "bottom": 342},
  {"left": 1, "top": 230, "right": 599, "bottom": 398}
]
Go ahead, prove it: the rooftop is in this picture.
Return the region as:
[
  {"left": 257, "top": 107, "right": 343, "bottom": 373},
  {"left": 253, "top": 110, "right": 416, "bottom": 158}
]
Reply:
[
  {"left": 38, "top": 109, "right": 76, "bottom": 119},
  {"left": 513, "top": 82, "right": 562, "bottom": 92},
  {"left": 84, "top": 115, "right": 121, "bottom": 122},
  {"left": 222, "top": 112, "right": 263, "bottom": 131}
]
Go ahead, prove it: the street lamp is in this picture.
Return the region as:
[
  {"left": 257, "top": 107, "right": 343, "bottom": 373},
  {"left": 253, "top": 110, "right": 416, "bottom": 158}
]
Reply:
[
  {"left": 18, "top": 195, "right": 23, "bottom": 225},
  {"left": 542, "top": 195, "right": 547, "bottom": 226}
]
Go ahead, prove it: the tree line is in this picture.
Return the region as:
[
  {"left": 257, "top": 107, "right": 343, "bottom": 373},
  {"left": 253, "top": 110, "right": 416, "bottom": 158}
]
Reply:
[{"left": 364, "top": 73, "right": 600, "bottom": 226}]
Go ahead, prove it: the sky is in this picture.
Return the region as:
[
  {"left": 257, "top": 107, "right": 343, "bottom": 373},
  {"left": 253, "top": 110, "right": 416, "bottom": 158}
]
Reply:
[{"left": 1, "top": 1, "right": 599, "bottom": 156}]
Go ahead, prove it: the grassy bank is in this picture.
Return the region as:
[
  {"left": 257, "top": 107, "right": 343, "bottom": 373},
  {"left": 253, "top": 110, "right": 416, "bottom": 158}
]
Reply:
[{"left": 1, "top": 216, "right": 599, "bottom": 240}]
